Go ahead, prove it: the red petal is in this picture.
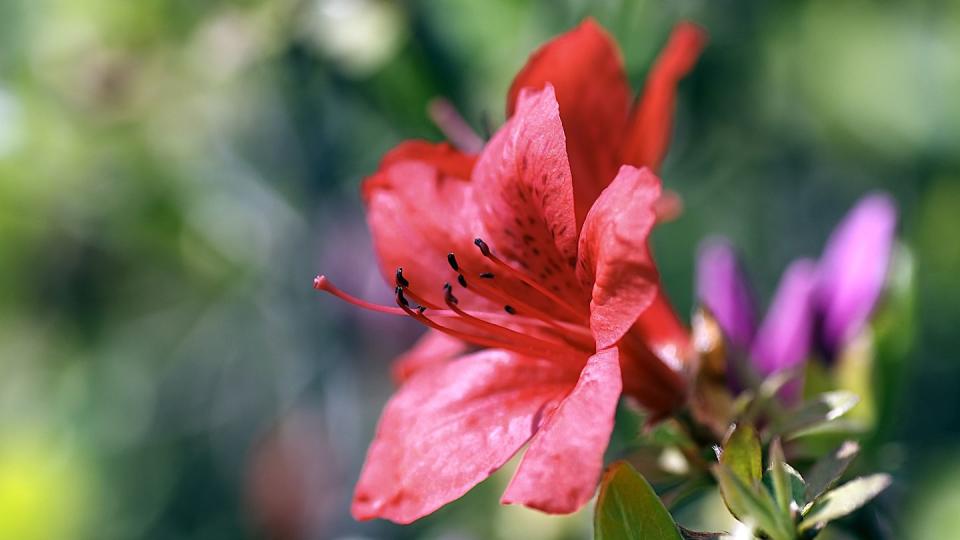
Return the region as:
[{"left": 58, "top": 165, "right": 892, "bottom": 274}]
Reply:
[
  {"left": 618, "top": 290, "right": 690, "bottom": 417},
  {"left": 631, "top": 289, "right": 693, "bottom": 372},
  {"left": 363, "top": 141, "right": 490, "bottom": 307},
  {"left": 501, "top": 347, "right": 621, "bottom": 513},
  {"left": 576, "top": 166, "right": 661, "bottom": 349},
  {"left": 473, "top": 85, "right": 586, "bottom": 306},
  {"left": 375, "top": 140, "right": 476, "bottom": 179},
  {"left": 620, "top": 22, "right": 707, "bottom": 172},
  {"left": 507, "top": 18, "right": 631, "bottom": 227},
  {"left": 352, "top": 350, "right": 579, "bottom": 523},
  {"left": 391, "top": 330, "right": 469, "bottom": 384}
]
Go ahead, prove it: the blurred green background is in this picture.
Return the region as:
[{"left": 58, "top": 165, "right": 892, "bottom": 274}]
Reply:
[{"left": 0, "top": 0, "right": 958, "bottom": 538}]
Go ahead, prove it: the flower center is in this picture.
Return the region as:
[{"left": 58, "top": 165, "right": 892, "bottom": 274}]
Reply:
[{"left": 315, "top": 237, "right": 595, "bottom": 362}]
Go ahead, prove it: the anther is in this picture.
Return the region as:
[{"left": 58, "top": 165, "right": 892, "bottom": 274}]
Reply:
[
  {"left": 396, "top": 287, "right": 410, "bottom": 307},
  {"left": 479, "top": 272, "right": 494, "bottom": 279},
  {"left": 395, "top": 267, "right": 409, "bottom": 288},
  {"left": 471, "top": 238, "right": 587, "bottom": 323},
  {"left": 474, "top": 238, "right": 491, "bottom": 256},
  {"left": 504, "top": 305, "right": 517, "bottom": 315},
  {"left": 443, "top": 282, "right": 459, "bottom": 305},
  {"left": 457, "top": 274, "right": 468, "bottom": 288},
  {"left": 447, "top": 253, "right": 460, "bottom": 272}
]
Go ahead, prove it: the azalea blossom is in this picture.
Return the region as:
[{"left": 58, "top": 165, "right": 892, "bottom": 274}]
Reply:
[
  {"left": 507, "top": 18, "right": 706, "bottom": 226},
  {"left": 314, "top": 19, "right": 706, "bottom": 523},
  {"left": 696, "top": 193, "right": 898, "bottom": 384}
]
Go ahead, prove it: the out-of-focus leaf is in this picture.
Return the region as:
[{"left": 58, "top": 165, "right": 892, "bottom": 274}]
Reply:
[
  {"left": 649, "top": 418, "right": 696, "bottom": 449},
  {"left": 720, "top": 423, "right": 762, "bottom": 486},
  {"left": 736, "top": 370, "right": 796, "bottom": 422},
  {"left": 595, "top": 461, "right": 683, "bottom": 540},
  {"left": 776, "top": 391, "right": 860, "bottom": 437},
  {"left": 758, "top": 370, "right": 800, "bottom": 401},
  {"left": 804, "top": 441, "right": 860, "bottom": 505},
  {"left": 679, "top": 526, "right": 724, "bottom": 540},
  {"left": 785, "top": 464, "right": 806, "bottom": 509},
  {"left": 836, "top": 332, "right": 877, "bottom": 428},
  {"left": 765, "top": 461, "right": 806, "bottom": 512},
  {"left": 785, "top": 418, "right": 868, "bottom": 441},
  {"left": 712, "top": 465, "right": 793, "bottom": 540},
  {"left": 870, "top": 243, "right": 915, "bottom": 439},
  {"left": 802, "top": 356, "right": 834, "bottom": 399},
  {"left": 799, "top": 474, "right": 892, "bottom": 532},
  {"left": 768, "top": 439, "right": 792, "bottom": 513}
]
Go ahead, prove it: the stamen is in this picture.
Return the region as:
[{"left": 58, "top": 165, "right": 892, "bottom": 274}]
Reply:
[
  {"left": 442, "top": 257, "right": 596, "bottom": 348},
  {"left": 401, "top": 287, "right": 441, "bottom": 310},
  {"left": 447, "top": 253, "right": 460, "bottom": 272},
  {"left": 313, "top": 275, "right": 407, "bottom": 316},
  {"left": 395, "top": 267, "right": 410, "bottom": 288},
  {"left": 438, "top": 285, "right": 591, "bottom": 357},
  {"left": 396, "top": 286, "right": 410, "bottom": 308},
  {"left": 395, "top": 290, "right": 579, "bottom": 359},
  {"left": 457, "top": 274, "right": 468, "bottom": 288},
  {"left": 427, "top": 97, "right": 485, "bottom": 153},
  {"left": 473, "top": 237, "right": 585, "bottom": 322},
  {"left": 443, "top": 283, "right": 458, "bottom": 305},
  {"left": 394, "top": 267, "right": 442, "bottom": 310},
  {"left": 474, "top": 238, "right": 491, "bottom": 256},
  {"left": 315, "top": 275, "right": 589, "bottom": 344},
  {"left": 456, "top": 269, "right": 565, "bottom": 325}
]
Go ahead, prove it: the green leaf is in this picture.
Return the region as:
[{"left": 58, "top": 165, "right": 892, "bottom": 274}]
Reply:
[
  {"left": 804, "top": 441, "right": 860, "bottom": 505},
  {"left": 679, "top": 526, "right": 724, "bottom": 539},
  {"left": 799, "top": 474, "right": 892, "bottom": 532},
  {"left": 713, "top": 465, "right": 794, "bottom": 540},
  {"left": 768, "top": 439, "right": 792, "bottom": 514},
  {"left": 595, "top": 461, "right": 683, "bottom": 540},
  {"left": 764, "top": 461, "right": 807, "bottom": 511},
  {"left": 735, "top": 370, "right": 797, "bottom": 421},
  {"left": 649, "top": 419, "right": 696, "bottom": 449},
  {"left": 720, "top": 423, "right": 762, "bottom": 486},
  {"left": 775, "top": 391, "right": 860, "bottom": 437}
]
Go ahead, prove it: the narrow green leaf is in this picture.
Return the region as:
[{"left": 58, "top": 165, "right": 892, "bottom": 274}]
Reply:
[
  {"left": 768, "top": 439, "right": 792, "bottom": 514},
  {"left": 775, "top": 391, "right": 860, "bottom": 436},
  {"left": 804, "top": 441, "right": 860, "bottom": 505},
  {"left": 595, "top": 461, "right": 683, "bottom": 540},
  {"left": 721, "top": 423, "right": 762, "bottom": 486},
  {"left": 679, "top": 526, "right": 724, "bottom": 539},
  {"left": 799, "top": 474, "right": 892, "bottom": 532},
  {"left": 785, "top": 418, "right": 867, "bottom": 440},
  {"left": 764, "top": 461, "right": 807, "bottom": 511},
  {"left": 713, "top": 465, "right": 794, "bottom": 540},
  {"left": 736, "top": 370, "right": 796, "bottom": 421}
]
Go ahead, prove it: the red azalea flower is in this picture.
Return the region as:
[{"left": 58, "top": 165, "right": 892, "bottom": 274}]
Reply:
[
  {"left": 507, "top": 19, "right": 705, "bottom": 226},
  {"left": 314, "top": 19, "right": 706, "bottom": 523}
]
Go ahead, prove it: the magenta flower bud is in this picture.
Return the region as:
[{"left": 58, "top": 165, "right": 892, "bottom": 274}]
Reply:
[
  {"left": 815, "top": 193, "right": 897, "bottom": 357},
  {"left": 751, "top": 259, "right": 818, "bottom": 377},
  {"left": 696, "top": 237, "right": 757, "bottom": 351}
]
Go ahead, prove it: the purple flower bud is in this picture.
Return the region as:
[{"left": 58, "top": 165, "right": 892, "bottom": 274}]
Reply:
[
  {"left": 696, "top": 237, "right": 757, "bottom": 351},
  {"left": 751, "top": 259, "right": 818, "bottom": 377},
  {"left": 815, "top": 193, "right": 897, "bottom": 357}
]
